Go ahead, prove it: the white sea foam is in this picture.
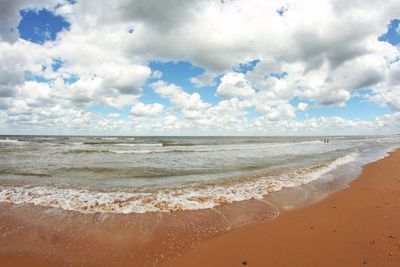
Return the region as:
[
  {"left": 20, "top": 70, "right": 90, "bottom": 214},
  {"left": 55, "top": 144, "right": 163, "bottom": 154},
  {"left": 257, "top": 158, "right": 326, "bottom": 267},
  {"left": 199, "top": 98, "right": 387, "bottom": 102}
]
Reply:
[
  {"left": 0, "top": 139, "right": 23, "bottom": 145},
  {"left": 114, "top": 143, "right": 163, "bottom": 147},
  {"left": 110, "top": 150, "right": 154, "bottom": 154},
  {"left": 0, "top": 152, "right": 360, "bottom": 214}
]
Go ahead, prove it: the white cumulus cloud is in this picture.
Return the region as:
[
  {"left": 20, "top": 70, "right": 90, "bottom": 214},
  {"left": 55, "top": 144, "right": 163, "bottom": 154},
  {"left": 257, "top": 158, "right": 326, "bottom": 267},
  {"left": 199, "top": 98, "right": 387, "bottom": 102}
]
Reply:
[
  {"left": 216, "top": 72, "right": 255, "bottom": 98},
  {"left": 130, "top": 102, "right": 164, "bottom": 117}
]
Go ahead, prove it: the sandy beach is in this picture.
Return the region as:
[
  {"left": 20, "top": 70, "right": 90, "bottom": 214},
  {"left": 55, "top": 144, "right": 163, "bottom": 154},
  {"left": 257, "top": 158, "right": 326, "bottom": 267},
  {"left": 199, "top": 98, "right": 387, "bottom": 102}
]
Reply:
[
  {"left": 0, "top": 149, "right": 399, "bottom": 266},
  {"left": 2, "top": 0, "right": 399, "bottom": 266},
  {"left": 166, "top": 149, "right": 400, "bottom": 267}
]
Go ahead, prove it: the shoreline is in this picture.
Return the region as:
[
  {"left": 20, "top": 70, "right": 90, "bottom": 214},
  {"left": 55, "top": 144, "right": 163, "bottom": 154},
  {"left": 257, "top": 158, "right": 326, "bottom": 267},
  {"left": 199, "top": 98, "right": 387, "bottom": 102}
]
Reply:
[
  {"left": 166, "top": 149, "right": 400, "bottom": 266},
  {"left": 0, "top": 148, "right": 380, "bottom": 214},
  {"left": 0, "top": 149, "right": 399, "bottom": 266}
]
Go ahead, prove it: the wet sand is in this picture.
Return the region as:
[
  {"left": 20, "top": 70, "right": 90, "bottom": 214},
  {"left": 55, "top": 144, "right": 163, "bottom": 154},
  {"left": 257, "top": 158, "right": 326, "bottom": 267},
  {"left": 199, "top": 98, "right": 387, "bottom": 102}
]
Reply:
[
  {"left": 167, "top": 149, "right": 400, "bottom": 267},
  {"left": 0, "top": 150, "right": 399, "bottom": 266},
  {"left": 0, "top": 191, "right": 278, "bottom": 266}
]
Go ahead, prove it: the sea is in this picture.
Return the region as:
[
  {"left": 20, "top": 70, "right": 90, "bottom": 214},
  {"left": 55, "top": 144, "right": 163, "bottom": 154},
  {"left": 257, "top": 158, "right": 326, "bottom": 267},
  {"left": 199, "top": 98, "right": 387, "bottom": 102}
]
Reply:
[{"left": 0, "top": 135, "right": 399, "bottom": 214}]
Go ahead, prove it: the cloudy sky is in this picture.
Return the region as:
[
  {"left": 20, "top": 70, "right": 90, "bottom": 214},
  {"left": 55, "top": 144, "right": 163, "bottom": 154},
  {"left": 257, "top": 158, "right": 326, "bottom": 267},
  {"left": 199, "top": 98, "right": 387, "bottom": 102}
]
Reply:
[{"left": 0, "top": 0, "right": 400, "bottom": 135}]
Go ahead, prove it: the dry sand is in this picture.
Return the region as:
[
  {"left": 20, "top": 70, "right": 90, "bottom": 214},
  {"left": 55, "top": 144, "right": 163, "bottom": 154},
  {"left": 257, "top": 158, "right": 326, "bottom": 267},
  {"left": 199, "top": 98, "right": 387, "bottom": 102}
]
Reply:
[{"left": 166, "top": 149, "right": 400, "bottom": 267}]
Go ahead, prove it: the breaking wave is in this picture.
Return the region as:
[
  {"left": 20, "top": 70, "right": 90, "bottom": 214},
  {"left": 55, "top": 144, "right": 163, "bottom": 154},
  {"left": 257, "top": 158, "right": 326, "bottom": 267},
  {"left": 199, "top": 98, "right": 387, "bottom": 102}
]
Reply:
[{"left": 0, "top": 153, "right": 359, "bottom": 214}]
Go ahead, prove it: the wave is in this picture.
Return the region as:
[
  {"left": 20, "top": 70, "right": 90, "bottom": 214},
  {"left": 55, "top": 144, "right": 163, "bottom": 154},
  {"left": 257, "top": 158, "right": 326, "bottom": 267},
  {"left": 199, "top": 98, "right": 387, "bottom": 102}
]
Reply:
[
  {"left": 83, "top": 141, "right": 126, "bottom": 145},
  {"left": 63, "top": 149, "right": 110, "bottom": 154},
  {"left": 110, "top": 150, "right": 154, "bottom": 154},
  {"left": 114, "top": 143, "right": 162, "bottom": 147},
  {"left": 0, "top": 152, "right": 360, "bottom": 214},
  {"left": 160, "top": 139, "right": 322, "bottom": 147},
  {"left": 0, "top": 169, "right": 52, "bottom": 177},
  {"left": 63, "top": 140, "right": 325, "bottom": 155},
  {"left": 82, "top": 141, "right": 158, "bottom": 146},
  {"left": 52, "top": 165, "right": 210, "bottom": 178},
  {"left": 0, "top": 139, "right": 26, "bottom": 145}
]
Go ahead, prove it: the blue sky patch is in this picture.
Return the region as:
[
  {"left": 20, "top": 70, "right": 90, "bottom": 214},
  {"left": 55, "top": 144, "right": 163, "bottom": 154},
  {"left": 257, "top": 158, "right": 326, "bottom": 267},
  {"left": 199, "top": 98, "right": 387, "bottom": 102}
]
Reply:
[
  {"left": 378, "top": 19, "right": 400, "bottom": 46},
  {"left": 140, "top": 85, "right": 171, "bottom": 106},
  {"left": 269, "top": 71, "right": 288, "bottom": 80},
  {"left": 306, "top": 96, "right": 391, "bottom": 120},
  {"left": 276, "top": 6, "right": 288, "bottom": 17},
  {"left": 64, "top": 75, "right": 80, "bottom": 84},
  {"left": 143, "top": 61, "right": 220, "bottom": 106},
  {"left": 24, "top": 72, "right": 50, "bottom": 83},
  {"left": 18, "top": 8, "right": 70, "bottom": 44},
  {"left": 52, "top": 58, "right": 64, "bottom": 71},
  {"left": 149, "top": 61, "right": 204, "bottom": 90},
  {"left": 235, "top": 59, "right": 260, "bottom": 74}
]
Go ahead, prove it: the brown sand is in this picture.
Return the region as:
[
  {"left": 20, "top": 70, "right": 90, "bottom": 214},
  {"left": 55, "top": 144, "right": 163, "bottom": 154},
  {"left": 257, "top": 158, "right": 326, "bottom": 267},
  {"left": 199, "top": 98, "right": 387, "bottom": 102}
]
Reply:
[
  {"left": 0, "top": 150, "right": 399, "bottom": 266},
  {"left": 166, "top": 149, "right": 400, "bottom": 267}
]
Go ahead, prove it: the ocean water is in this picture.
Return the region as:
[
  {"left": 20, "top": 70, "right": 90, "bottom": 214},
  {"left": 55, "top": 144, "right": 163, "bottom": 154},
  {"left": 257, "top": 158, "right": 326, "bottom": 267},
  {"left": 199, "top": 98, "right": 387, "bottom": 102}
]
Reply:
[{"left": 0, "top": 135, "right": 398, "bottom": 213}]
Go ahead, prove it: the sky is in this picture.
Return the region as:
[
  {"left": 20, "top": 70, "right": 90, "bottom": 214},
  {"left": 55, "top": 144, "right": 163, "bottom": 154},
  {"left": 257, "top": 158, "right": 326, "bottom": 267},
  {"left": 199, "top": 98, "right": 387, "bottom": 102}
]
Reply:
[{"left": 0, "top": 0, "right": 399, "bottom": 136}]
